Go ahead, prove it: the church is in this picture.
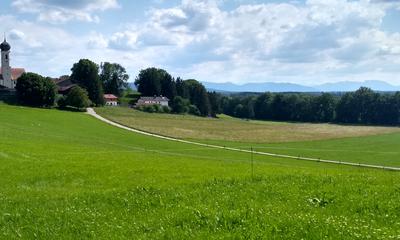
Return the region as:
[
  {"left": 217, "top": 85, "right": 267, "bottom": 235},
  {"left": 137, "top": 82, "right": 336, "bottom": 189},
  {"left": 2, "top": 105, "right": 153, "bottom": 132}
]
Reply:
[{"left": 0, "top": 37, "right": 25, "bottom": 89}]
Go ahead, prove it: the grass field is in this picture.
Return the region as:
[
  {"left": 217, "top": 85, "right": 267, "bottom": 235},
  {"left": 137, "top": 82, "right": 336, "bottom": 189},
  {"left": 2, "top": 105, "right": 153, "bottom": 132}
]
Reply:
[
  {"left": 96, "top": 107, "right": 400, "bottom": 167},
  {"left": 1, "top": 103, "right": 400, "bottom": 239}
]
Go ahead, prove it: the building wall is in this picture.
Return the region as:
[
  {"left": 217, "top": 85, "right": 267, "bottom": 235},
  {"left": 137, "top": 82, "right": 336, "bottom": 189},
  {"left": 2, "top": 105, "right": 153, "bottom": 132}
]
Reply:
[
  {"left": 137, "top": 100, "right": 169, "bottom": 106},
  {"left": 1, "top": 50, "right": 13, "bottom": 89},
  {"left": 105, "top": 100, "right": 118, "bottom": 106}
]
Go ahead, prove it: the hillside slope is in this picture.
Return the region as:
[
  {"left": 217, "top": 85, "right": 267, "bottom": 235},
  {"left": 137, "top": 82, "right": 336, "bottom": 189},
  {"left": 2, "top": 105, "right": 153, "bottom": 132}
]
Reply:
[{"left": 0, "top": 104, "right": 399, "bottom": 239}]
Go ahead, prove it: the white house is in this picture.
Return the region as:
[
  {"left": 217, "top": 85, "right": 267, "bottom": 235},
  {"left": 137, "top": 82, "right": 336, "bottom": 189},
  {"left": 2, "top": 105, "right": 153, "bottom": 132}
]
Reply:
[
  {"left": 136, "top": 96, "right": 169, "bottom": 107},
  {"left": 104, "top": 94, "right": 118, "bottom": 106},
  {"left": 0, "top": 37, "right": 25, "bottom": 89}
]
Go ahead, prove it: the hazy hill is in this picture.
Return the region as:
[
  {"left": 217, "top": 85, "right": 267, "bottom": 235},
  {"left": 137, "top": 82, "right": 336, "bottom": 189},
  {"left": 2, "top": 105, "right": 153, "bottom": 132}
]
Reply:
[{"left": 202, "top": 80, "right": 400, "bottom": 93}]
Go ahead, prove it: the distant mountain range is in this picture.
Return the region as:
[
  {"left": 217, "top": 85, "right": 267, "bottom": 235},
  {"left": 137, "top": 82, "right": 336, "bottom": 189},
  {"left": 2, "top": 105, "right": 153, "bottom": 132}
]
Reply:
[
  {"left": 202, "top": 80, "right": 400, "bottom": 93},
  {"left": 128, "top": 80, "right": 400, "bottom": 93}
]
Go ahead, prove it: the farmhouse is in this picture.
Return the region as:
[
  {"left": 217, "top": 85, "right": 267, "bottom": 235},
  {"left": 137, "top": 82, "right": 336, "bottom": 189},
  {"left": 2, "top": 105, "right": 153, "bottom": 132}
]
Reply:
[
  {"left": 0, "top": 37, "right": 25, "bottom": 89},
  {"left": 136, "top": 96, "right": 169, "bottom": 107},
  {"left": 104, "top": 94, "right": 118, "bottom": 106},
  {"left": 54, "top": 76, "right": 76, "bottom": 94}
]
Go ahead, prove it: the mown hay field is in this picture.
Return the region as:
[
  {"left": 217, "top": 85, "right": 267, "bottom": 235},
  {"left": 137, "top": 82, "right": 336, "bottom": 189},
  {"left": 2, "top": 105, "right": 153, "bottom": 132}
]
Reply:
[
  {"left": 96, "top": 107, "right": 400, "bottom": 143},
  {"left": 1, "top": 104, "right": 400, "bottom": 239}
]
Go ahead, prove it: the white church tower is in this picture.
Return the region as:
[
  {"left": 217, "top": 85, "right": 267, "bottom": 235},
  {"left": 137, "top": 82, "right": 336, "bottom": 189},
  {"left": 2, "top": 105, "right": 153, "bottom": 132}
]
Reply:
[{"left": 0, "top": 36, "right": 14, "bottom": 88}]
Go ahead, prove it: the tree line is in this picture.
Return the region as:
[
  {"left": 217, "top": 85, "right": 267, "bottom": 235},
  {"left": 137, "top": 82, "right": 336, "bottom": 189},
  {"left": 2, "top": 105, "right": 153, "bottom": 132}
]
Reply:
[
  {"left": 16, "top": 59, "right": 129, "bottom": 110},
  {"left": 14, "top": 60, "right": 400, "bottom": 126},
  {"left": 215, "top": 87, "right": 400, "bottom": 125}
]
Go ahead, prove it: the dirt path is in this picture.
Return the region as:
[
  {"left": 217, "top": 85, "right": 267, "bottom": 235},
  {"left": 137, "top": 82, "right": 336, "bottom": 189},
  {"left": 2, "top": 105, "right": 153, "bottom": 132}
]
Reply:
[{"left": 87, "top": 108, "right": 400, "bottom": 172}]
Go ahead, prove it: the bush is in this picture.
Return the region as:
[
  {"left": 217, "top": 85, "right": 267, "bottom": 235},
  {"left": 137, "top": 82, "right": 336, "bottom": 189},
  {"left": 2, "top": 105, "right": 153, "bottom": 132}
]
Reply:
[
  {"left": 171, "top": 96, "right": 190, "bottom": 114},
  {"left": 162, "top": 105, "right": 171, "bottom": 113},
  {"left": 60, "top": 86, "right": 91, "bottom": 110},
  {"left": 137, "top": 104, "right": 171, "bottom": 114},
  {"left": 188, "top": 104, "right": 201, "bottom": 116},
  {"left": 16, "top": 73, "right": 56, "bottom": 107}
]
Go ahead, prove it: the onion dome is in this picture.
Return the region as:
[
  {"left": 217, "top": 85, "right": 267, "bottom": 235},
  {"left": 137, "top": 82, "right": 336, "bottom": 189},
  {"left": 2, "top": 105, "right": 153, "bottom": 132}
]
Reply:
[{"left": 0, "top": 38, "right": 11, "bottom": 51}]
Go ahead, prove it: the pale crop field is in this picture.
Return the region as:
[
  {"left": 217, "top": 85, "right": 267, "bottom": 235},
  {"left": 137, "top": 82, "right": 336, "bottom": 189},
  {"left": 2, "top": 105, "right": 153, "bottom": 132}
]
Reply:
[
  {"left": 96, "top": 107, "right": 400, "bottom": 143},
  {"left": 1, "top": 103, "right": 400, "bottom": 239}
]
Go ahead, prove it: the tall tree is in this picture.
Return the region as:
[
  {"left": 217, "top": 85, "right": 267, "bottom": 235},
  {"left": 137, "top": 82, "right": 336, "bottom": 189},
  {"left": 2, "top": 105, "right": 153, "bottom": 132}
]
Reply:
[
  {"left": 185, "top": 79, "right": 211, "bottom": 116},
  {"left": 100, "top": 62, "right": 129, "bottom": 96},
  {"left": 70, "top": 59, "right": 104, "bottom": 105},
  {"left": 208, "top": 91, "right": 222, "bottom": 117},
  {"left": 176, "top": 77, "right": 189, "bottom": 99},
  {"left": 254, "top": 93, "right": 273, "bottom": 120},
  {"left": 312, "top": 93, "right": 336, "bottom": 122},
  {"left": 160, "top": 74, "right": 177, "bottom": 99},
  {"left": 135, "top": 68, "right": 176, "bottom": 98}
]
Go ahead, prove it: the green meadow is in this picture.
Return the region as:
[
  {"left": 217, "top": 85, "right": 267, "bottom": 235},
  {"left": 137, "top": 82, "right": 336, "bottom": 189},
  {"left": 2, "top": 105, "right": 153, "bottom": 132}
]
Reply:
[
  {"left": 97, "top": 107, "right": 400, "bottom": 167},
  {"left": 1, "top": 103, "right": 400, "bottom": 239}
]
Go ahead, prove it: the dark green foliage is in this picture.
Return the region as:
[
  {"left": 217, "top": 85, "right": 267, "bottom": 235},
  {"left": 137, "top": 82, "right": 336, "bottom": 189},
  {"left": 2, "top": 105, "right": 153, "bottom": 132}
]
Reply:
[
  {"left": 137, "top": 104, "right": 171, "bottom": 114},
  {"left": 15, "top": 72, "right": 56, "bottom": 107},
  {"left": 59, "top": 86, "right": 91, "bottom": 110},
  {"left": 185, "top": 79, "right": 211, "bottom": 116},
  {"left": 135, "top": 68, "right": 176, "bottom": 99},
  {"left": 171, "top": 96, "right": 190, "bottom": 114},
  {"left": 188, "top": 104, "right": 201, "bottom": 116},
  {"left": 176, "top": 77, "right": 189, "bottom": 99},
  {"left": 219, "top": 87, "right": 400, "bottom": 125},
  {"left": 100, "top": 62, "right": 129, "bottom": 96},
  {"left": 311, "top": 93, "right": 336, "bottom": 122},
  {"left": 70, "top": 59, "right": 104, "bottom": 106},
  {"left": 254, "top": 93, "right": 273, "bottom": 119},
  {"left": 208, "top": 91, "right": 222, "bottom": 117}
]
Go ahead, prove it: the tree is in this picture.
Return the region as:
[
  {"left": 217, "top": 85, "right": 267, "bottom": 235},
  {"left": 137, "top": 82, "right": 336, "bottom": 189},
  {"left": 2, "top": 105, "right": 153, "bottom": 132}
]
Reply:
[
  {"left": 185, "top": 79, "right": 210, "bottom": 116},
  {"left": 16, "top": 72, "right": 56, "bottom": 107},
  {"left": 208, "top": 91, "right": 222, "bottom": 117},
  {"left": 312, "top": 93, "right": 336, "bottom": 122},
  {"left": 63, "top": 86, "right": 91, "bottom": 110},
  {"left": 160, "top": 74, "right": 177, "bottom": 100},
  {"left": 353, "top": 87, "right": 378, "bottom": 124},
  {"left": 176, "top": 77, "right": 189, "bottom": 99},
  {"left": 100, "top": 62, "right": 129, "bottom": 96},
  {"left": 254, "top": 93, "right": 273, "bottom": 120},
  {"left": 171, "top": 96, "right": 190, "bottom": 114},
  {"left": 135, "top": 68, "right": 176, "bottom": 98},
  {"left": 71, "top": 59, "right": 104, "bottom": 106},
  {"left": 335, "top": 92, "right": 358, "bottom": 123}
]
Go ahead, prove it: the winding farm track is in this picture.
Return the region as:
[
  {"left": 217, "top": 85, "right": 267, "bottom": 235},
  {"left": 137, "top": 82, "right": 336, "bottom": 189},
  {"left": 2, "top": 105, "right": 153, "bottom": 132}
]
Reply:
[{"left": 87, "top": 108, "right": 400, "bottom": 172}]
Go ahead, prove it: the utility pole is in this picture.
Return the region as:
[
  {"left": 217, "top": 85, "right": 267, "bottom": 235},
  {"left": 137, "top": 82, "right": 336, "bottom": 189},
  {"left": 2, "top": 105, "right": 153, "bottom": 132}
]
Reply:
[{"left": 251, "top": 146, "right": 254, "bottom": 179}]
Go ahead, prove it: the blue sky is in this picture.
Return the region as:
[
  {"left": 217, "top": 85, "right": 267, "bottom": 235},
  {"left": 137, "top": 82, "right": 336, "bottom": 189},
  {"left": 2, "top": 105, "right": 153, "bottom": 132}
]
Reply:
[{"left": 1, "top": 0, "right": 400, "bottom": 85}]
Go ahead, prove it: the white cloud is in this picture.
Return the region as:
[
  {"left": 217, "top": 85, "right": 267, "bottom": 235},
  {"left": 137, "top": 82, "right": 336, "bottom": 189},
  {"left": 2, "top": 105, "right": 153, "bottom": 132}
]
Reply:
[
  {"left": 3, "top": 0, "right": 400, "bottom": 85},
  {"left": 12, "top": 0, "right": 119, "bottom": 23}
]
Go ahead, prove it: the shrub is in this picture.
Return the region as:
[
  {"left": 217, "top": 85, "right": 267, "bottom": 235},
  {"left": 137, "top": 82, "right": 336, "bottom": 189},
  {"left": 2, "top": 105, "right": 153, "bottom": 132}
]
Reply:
[
  {"left": 162, "top": 105, "right": 171, "bottom": 113},
  {"left": 16, "top": 73, "right": 56, "bottom": 107},
  {"left": 136, "top": 104, "right": 171, "bottom": 114},
  {"left": 171, "top": 96, "right": 190, "bottom": 114},
  {"left": 188, "top": 104, "right": 201, "bottom": 116},
  {"left": 62, "top": 86, "right": 91, "bottom": 110}
]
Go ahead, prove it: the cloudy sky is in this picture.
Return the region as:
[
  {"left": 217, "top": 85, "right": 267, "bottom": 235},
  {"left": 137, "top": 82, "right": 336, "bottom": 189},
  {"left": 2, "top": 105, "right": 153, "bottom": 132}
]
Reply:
[{"left": 1, "top": 0, "right": 400, "bottom": 85}]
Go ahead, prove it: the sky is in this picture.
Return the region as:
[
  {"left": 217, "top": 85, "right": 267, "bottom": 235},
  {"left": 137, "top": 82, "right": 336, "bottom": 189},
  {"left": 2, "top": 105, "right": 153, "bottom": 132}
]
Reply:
[{"left": 1, "top": 0, "right": 400, "bottom": 85}]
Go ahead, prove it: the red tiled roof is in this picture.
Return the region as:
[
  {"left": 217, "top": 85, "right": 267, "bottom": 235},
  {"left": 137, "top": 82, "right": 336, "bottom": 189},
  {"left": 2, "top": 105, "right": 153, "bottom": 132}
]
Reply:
[
  {"left": 0, "top": 68, "right": 25, "bottom": 81},
  {"left": 104, "top": 94, "right": 118, "bottom": 100}
]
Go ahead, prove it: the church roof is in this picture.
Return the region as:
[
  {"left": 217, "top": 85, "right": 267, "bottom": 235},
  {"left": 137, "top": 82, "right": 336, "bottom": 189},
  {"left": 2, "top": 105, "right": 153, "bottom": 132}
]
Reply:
[{"left": 0, "top": 68, "right": 25, "bottom": 80}]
